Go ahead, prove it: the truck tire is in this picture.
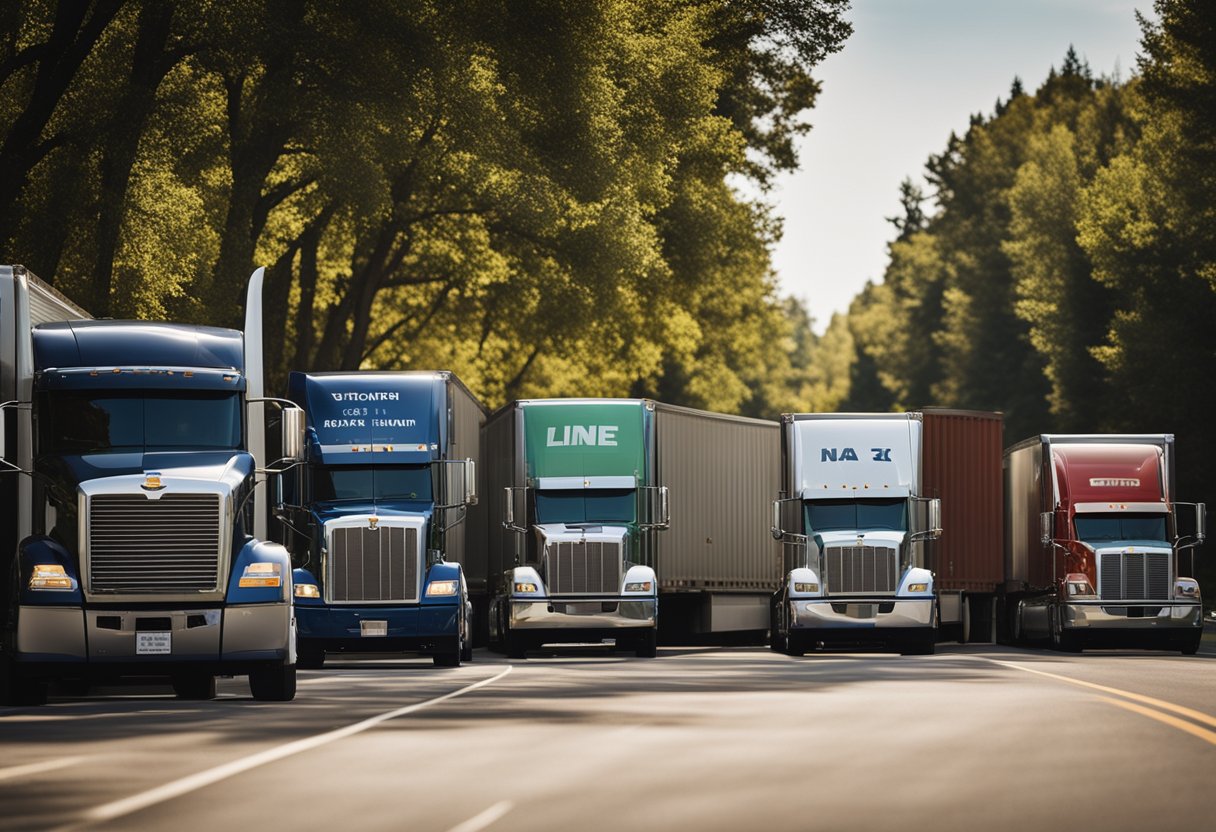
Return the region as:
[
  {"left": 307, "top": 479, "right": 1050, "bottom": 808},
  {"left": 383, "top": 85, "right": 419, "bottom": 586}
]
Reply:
[
  {"left": 172, "top": 672, "right": 217, "bottom": 700},
  {"left": 0, "top": 658, "right": 47, "bottom": 706},
  {"left": 461, "top": 605, "right": 473, "bottom": 662},
  {"left": 249, "top": 662, "right": 297, "bottom": 701},
  {"left": 1180, "top": 632, "right": 1202, "bottom": 656},
  {"left": 634, "top": 629, "right": 658, "bottom": 658},
  {"left": 769, "top": 601, "right": 787, "bottom": 653},
  {"left": 901, "top": 639, "right": 936, "bottom": 656},
  {"left": 296, "top": 644, "right": 325, "bottom": 670},
  {"left": 505, "top": 624, "right": 528, "bottom": 660}
]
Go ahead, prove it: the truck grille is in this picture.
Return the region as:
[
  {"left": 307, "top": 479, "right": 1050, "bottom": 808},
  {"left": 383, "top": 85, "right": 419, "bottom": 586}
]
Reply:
[
  {"left": 329, "top": 525, "right": 420, "bottom": 603},
  {"left": 1098, "top": 551, "right": 1169, "bottom": 600},
  {"left": 548, "top": 540, "right": 621, "bottom": 595},
  {"left": 89, "top": 494, "right": 222, "bottom": 593},
  {"left": 825, "top": 546, "right": 899, "bottom": 594}
]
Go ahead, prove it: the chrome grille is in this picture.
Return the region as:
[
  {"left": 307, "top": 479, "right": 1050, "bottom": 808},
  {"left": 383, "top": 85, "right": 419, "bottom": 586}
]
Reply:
[
  {"left": 89, "top": 493, "right": 221, "bottom": 592},
  {"left": 548, "top": 540, "right": 621, "bottom": 595},
  {"left": 825, "top": 546, "right": 898, "bottom": 594},
  {"left": 329, "top": 525, "right": 419, "bottom": 603},
  {"left": 1099, "top": 551, "right": 1170, "bottom": 600}
]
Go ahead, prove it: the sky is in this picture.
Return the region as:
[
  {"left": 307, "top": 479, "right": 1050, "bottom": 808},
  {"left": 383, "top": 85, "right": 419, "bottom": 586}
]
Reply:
[{"left": 768, "top": 0, "right": 1147, "bottom": 332}]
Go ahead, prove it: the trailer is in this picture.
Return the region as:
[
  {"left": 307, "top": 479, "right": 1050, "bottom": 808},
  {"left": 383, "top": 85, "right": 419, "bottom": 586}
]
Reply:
[
  {"left": 281, "top": 371, "right": 484, "bottom": 666},
  {"left": 1, "top": 264, "right": 304, "bottom": 704},
  {"left": 1002, "top": 434, "right": 1205, "bottom": 653},
  {"left": 653, "top": 403, "right": 781, "bottom": 638}
]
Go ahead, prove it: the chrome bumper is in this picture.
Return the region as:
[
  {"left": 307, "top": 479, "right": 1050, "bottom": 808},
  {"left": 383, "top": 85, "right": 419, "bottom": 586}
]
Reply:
[
  {"left": 1062, "top": 600, "right": 1203, "bottom": 631},
  {"left": 16, "top": 603, "right": 292, "bottom": 661},
  {"left": 510, "top": 598, "right": 656, "bottom": 631},
  {"left": 790, "top": 597, "right": 934, "bottom": 630}
]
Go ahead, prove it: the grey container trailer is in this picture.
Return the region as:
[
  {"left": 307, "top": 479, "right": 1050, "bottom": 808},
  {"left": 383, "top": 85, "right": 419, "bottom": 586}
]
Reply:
[{"left": 653, "top": 402, "right": 782, "bottom": 637}]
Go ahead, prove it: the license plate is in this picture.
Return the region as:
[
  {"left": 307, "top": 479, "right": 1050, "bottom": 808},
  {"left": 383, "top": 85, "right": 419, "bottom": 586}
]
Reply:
[
  {"left": 360, "top": 620, "right": 388, "bottom": 637},
  {"left": 136, "top": 632, "right": 171, "bottom": 655}
]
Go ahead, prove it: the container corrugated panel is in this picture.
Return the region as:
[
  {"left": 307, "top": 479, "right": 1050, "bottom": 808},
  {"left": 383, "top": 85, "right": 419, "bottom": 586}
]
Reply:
[
  {"left": 921, "top": 409, "right": 1003, "bottom": 591},
  {"left": 443, "top": 374, "right": 488, "bottom": 592},
  {"left": 654, "top": 403, "right": 781, "bottom": 591}
]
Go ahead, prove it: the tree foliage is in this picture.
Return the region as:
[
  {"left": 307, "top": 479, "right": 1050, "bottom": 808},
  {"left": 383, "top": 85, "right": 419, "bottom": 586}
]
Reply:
[{"left": 0, "top": 0, "right": 852, "bottom": 414}]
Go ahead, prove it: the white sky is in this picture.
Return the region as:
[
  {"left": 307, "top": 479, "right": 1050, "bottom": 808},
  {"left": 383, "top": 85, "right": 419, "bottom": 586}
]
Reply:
[{"left": 769, "top": 0, "right": 1146, "bottom": 332}]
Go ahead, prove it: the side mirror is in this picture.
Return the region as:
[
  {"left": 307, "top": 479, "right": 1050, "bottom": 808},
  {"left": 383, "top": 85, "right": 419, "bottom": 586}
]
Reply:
[
  {"left": 463, "top": 458, "right": 477, "bottom": 505},
  {"left": 1040, "top": 511, "right": 1054, "bottom": 547},
  {"left": 658, "top": 485, "right": 670, "bottom": 528},
  {"left": 927, "top": 498, "right": 942, "bottom": 539},
  {"left": 771, "top": 500, "right": 783, "bottom": 540},
  {"left": 1196, "top": 503, "right": 1206, "bottom": 544},
  {"left": 503, "top": 486, "right": 514, "bottom": 527},
  {"left": 280, "top": 406, "right": 305, "bottom": 463}
]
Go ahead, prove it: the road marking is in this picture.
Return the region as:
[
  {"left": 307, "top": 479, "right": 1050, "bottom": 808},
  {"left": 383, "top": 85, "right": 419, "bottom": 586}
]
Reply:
[
  {"left": 1096, "top": 697, "right": 1216, "bottom": 747},
  {"left": 0, "top": 756, "right": 86, "bottom": 782},
  {"left": 68, "top": 667, "right": 512, "bottom": 828},
  {"left": 980, "top": 657, "right": 1216, "bottom": 729},
  {"left": 445, "top": 800, "right": 514, "bottom": 832}
]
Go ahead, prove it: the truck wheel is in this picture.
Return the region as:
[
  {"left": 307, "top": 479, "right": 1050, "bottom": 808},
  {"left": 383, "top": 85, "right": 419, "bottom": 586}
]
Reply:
[
  {"left": 769, "top": 602, "right": 787, "bottom": 653},
  {"left": 901, "top": 639, "right": 936, "bottom": 656},
  {"left": 172, "top": 673, "right": 217, "bottom": 700},
  {"left": 461, "top": 606, "right": 474, "bottom": 662},
  {"left": 249, "top": 662, "right": 297, "bottom": 701},
  {"left": 634, "top": 629, "right": 658, "bottom": 658},
  {"left": 461, "top": 637, "right": 473, "bottom": 663},
  {"left": 1, "top": 659, "right": 47, "bottom": 706},
  {"left": 1181, "top": 632, "right": 1202, "bottom": 656},
  {"left": 505, "top": 625, "right": 528, "bottom": 660},
  {"left": 297, "top": 644, "right": 325, "bottom": 670}
]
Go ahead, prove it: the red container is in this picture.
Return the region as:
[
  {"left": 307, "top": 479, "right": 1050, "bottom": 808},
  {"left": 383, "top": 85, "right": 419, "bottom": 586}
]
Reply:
[{"left": 921, "top": 409, "right": 1004, "bottom": 592}]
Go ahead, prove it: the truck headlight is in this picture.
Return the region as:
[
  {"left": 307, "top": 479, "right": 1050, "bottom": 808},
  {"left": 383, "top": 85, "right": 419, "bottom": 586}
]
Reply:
[
  {"left": 624, "top": 581, "right": 653, "bottom": 592},
  {"left": 295, "top": 583, "right": 321, "bottom": 599},
  {"left": 29, "top": 564, "right": 74, "bottom": 590},
  {"left": 426, "top": 580, "right": 459, "bottom": 597},
  {"left": 906, "top": 582, "right": 929, "bottom": 593},
  {"left": 514, "top": 582, "right": 539, "bottom": 594},
  {"left": 793, "top": 582, "right": 819, "bottom": 593},
  {"left": 239, "top": 562, "right": 282, "bottom": 588}
]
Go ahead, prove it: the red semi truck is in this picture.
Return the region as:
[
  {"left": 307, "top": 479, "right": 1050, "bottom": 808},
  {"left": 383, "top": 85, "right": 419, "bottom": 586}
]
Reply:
[{"left": 1002, "top": 434, "right": 1206, "bottom": 654}]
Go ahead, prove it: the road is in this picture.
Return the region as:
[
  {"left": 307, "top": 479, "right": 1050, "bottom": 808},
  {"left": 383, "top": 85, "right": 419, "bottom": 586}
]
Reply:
[{"left": 2, "top": 636, "right": 1214, "bottom": 832}]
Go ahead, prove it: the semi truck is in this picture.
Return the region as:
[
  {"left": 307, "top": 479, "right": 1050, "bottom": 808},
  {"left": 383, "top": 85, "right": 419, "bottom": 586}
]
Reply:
[
  {"left": 770, "top": 411, "right": 1001, "bottom": 655},
  {"left": 485, "top": 398, "right": 779, "bottom": 658},
  {"left": 1003, "top": 434, "right": 1206, "bottom": 654},
  {"left": 0, "top": 265, "right": 304, "bottom": 704},
  {"left": 280, "top": 371, "right": 483, "bottom": 667}
]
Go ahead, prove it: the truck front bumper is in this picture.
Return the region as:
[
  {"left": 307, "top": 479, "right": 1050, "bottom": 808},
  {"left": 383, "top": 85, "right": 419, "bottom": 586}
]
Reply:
[
  {"left": 14, "top": 602, "right": 293, "bottom": 677},
  {"left": 1061, "top": 600, "right": 1202, "bottom": 648},
  {"left": 790, "top": 596, "right": 934, "bottom": 630},
  {"left": 296, "top": 603, "right": 459, "bottom": 655},
  {"left": 510, "top": 597, "right": 656, "bottom": 634}
]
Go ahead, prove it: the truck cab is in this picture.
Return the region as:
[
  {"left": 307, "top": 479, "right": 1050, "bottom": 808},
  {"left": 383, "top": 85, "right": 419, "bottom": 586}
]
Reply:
[
  {"left": 771, "top": 413, "right": 941, "bottom": 655},
  {"left": 1006, "top": 435, "right": 1205, "bottom": 653},
  {"left": 281, "top": 372, "right": 481, "bottom": 667},
  {"left": 1, "top": 266, "right": 303, "bottom": 704},
  {"left": 486, "top": 400, "right": 666, "bottom": 658}
]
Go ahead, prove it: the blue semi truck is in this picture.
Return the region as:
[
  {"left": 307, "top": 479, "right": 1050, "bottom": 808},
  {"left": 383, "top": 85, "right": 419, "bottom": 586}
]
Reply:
[
  {"left": 281, "top": 371, "right": 485, "bottom": 667},
  {"left": 0, "top": 265, "right": 304, "bottom": 704}
]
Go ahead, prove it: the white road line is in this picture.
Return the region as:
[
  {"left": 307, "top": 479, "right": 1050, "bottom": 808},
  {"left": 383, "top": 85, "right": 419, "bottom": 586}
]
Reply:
[
  {"left": 0, "top": 756, "right": 87, "bottom": 783},
  {"left": 71, "top": 667, "right": 512, "bottom": 828},
  {"left": 444, "top": 800, "right": 514, "bottom": 832}
]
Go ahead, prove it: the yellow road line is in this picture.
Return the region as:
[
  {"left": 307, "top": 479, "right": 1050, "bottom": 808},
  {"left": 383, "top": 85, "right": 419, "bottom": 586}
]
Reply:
[
  {"left": 984, "top": 658, "right": 1216, "bottom": 729},
  {"left": 1096, "top": 697, "right": 1216, "bottom": 747}
]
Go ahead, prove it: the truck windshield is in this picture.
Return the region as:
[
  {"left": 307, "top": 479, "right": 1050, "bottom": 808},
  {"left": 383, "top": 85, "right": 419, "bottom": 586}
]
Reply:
[
  {"left": 1074, "top": 513, "right": 1168, "bottom": 544},
  {"left": 40, "top": 391, "right": 241, "bottom": 452},
  {"left": 806, "top": 498, "right": 907, "bottom": 533},
  {"left": 313, "top": 465, "right": 432, "bottom": 502},
  {"left": 535, "top": 489, "right": 636, "bottom": 525}
]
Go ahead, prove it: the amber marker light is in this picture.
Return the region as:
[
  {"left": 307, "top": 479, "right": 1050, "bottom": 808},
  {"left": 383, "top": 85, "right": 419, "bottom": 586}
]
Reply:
[
  {"left": 29, "top": 564, "right": 74, "bottom": 590},
  {"left": 239, "top": 562, "right": 282, "bottom": 588}
]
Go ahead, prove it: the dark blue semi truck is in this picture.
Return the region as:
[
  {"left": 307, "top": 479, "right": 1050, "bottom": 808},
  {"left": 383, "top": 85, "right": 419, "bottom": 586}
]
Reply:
[
  {"left": 0, "top": 266, "right": 304, "bottom": 704},
  {"left": 281, "top": 371, "right": 485, "bottom": 667}
]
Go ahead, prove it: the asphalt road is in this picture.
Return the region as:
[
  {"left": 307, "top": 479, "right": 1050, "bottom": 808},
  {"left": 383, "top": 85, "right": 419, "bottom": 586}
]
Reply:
[{"left": 2, "top": 634, "right": 1214, "bottom": 832}]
